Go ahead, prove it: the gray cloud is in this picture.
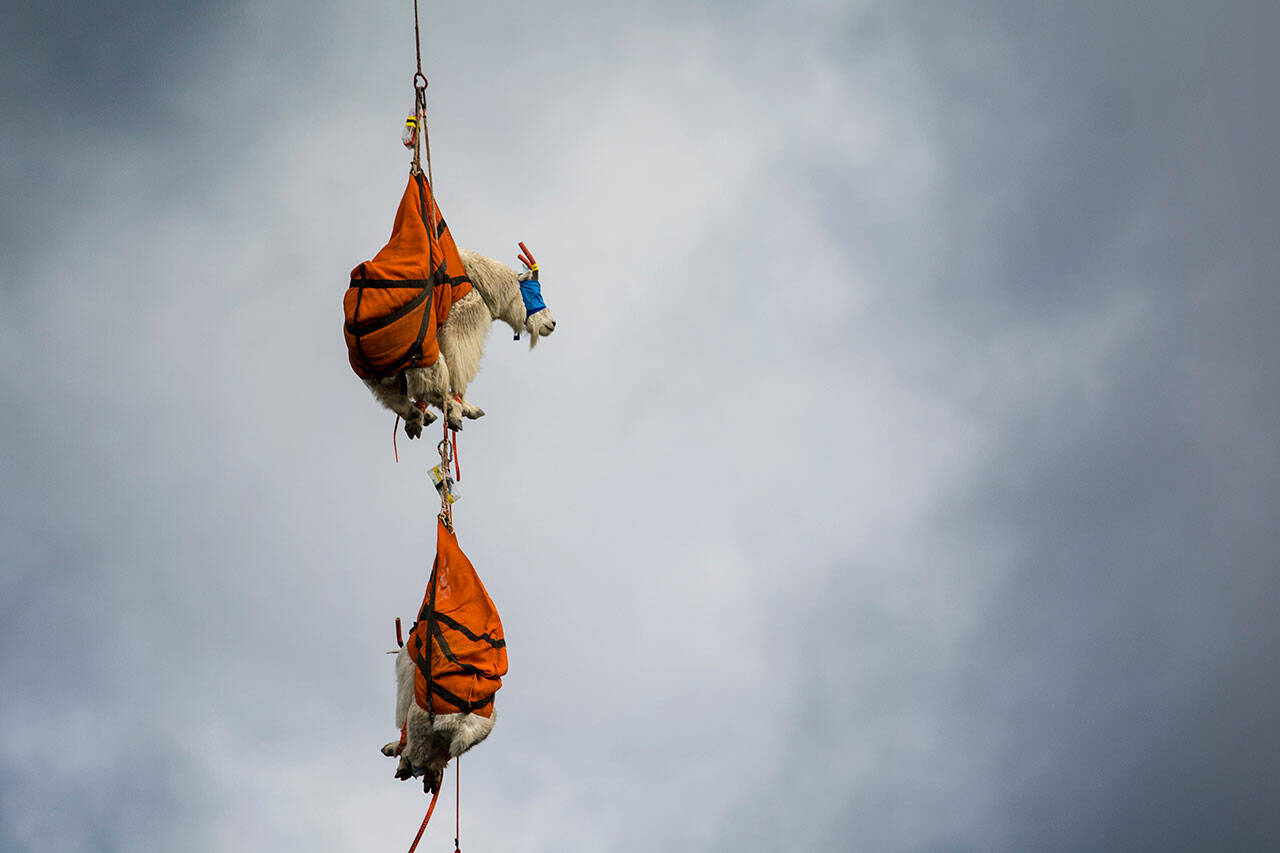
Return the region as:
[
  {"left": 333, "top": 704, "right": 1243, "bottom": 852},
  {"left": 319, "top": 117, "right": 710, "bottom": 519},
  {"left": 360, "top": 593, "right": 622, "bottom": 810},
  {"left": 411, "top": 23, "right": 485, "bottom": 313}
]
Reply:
[
  {"left": 3, "top": 1, "right": 1278, "bottom": 851},
  {"left": 708, "top": 3, "right": 1280, "bottom": 851}
]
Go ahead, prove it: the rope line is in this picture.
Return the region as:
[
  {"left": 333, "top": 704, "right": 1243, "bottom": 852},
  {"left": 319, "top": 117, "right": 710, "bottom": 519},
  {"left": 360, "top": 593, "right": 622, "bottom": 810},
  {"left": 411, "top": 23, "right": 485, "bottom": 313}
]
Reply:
[
  {"left": 406, "top": 780, "right": 443, "bottom": 853},
  {"left": 412, "top": 0, "right": 422, "bottom": 81},
  {"left": 437, "top": 415, "right": 454, "bottom": 530},
  {"left": 450, "top": 402, "right": 461, "bottom": 480},
  {"left": 409, "top": 0, "right": 433, "bottom": 198},
  {"left": 402, "top": 12, "right": 460, "bottom": 853}
]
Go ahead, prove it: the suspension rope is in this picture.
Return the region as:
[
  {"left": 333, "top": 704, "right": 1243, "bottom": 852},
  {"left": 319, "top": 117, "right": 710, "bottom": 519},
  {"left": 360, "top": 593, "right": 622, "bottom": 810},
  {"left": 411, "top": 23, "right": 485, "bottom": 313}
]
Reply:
[
  {"left": 412, "top": 0, "right": 423, "bottom": 80},
  {"left": 437, "top": 415, "right": 454, "bottom": 530},
  {"left": 409, "top": 0, "right": 433, "bottom": 197},
  {"left": 407, "top": 0, "right": 439, "bottom": 287},
  {"left": 395, "top": 7, "right": 464, "bottom": 851}
]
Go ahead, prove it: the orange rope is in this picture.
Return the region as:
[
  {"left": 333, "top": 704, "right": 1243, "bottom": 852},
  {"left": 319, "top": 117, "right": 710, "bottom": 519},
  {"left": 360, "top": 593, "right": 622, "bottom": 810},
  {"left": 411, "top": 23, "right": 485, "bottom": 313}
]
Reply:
[
  {"left": 406, "top": 780, "right": 443, "bottom": 853},
  {"left": 447, "top": 396, "right": 461, "bottom": 480},
  {"left": 451, "top": 426, "right": 460, "bottom": 481}
]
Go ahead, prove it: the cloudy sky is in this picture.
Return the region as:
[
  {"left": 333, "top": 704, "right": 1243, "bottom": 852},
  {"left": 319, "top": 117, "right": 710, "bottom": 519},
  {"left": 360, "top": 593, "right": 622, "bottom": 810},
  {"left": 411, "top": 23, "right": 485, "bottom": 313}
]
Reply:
[{"left": 3, "top": 1, "right": 1278, "bottom": 850}]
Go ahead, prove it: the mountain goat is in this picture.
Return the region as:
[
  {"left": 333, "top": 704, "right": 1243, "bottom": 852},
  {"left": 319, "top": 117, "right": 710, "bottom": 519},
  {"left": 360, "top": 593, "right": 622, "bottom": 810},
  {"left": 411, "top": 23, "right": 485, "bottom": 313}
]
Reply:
[
  {"left": 363, "top": 247, "right": 556, "bottom": 436},
  {"left": 380, "top": 644, "right": 496, "bottom": 794},
  {"left": 380, "top": 521, "right": 509, "bottom": 795}
]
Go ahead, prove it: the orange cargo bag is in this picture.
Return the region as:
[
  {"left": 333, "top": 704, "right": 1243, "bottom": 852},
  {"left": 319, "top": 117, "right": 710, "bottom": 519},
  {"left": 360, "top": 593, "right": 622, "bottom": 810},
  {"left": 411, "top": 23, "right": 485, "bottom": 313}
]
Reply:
[
  {"left": 406, "top": 519, "right": 507, "bottom": 719},
  {"left": 344, "top": 172, "right": 472, "bottom": 380}
]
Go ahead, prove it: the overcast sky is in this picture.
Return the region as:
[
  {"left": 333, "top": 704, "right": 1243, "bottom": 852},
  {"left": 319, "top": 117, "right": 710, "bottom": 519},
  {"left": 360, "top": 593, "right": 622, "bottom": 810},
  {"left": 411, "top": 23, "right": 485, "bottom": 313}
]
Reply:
[{"left": 3, "top": 1, "right": 1278, "bottom": 851}]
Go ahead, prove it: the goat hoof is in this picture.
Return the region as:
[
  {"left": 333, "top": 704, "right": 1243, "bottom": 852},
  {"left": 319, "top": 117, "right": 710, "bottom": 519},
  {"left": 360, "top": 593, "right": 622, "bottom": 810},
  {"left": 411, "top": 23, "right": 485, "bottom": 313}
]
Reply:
[
  {"left": 464, "top": 407, "right": 485, "bottom": 419},
  {"left": 381, "top": 741, "right": 402, "bottom": 757},
  {"left": 395, "top": 757, "right": 414, "bottom": 780},
  {"left": 404, "top": 420, "right": 423, "bottom": 440}
]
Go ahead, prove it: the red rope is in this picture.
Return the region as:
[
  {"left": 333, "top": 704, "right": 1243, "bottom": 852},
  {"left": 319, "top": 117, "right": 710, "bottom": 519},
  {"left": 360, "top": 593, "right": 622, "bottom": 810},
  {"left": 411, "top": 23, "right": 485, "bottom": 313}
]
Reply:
[
  {"left": 406, "top": 781, "right": 443, "bottom": 853},
  {"left": 451, "top": 427, "right": 460, "bottom": 481},
  {"left": 449, "top": 396, "right": 462, "bottom": 481}
]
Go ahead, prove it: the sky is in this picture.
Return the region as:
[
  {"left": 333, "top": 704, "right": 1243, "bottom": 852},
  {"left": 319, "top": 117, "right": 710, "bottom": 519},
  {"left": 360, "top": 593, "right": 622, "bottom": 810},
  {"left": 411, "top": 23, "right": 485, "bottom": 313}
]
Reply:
[{"left": 2, "top": 1, "right": 1278, "bottom": 851}]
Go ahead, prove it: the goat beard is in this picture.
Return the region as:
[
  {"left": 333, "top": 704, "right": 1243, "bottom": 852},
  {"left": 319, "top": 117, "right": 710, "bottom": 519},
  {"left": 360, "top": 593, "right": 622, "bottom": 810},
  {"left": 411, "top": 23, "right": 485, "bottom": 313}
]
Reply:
[{"left": 525, "top": 322, "right": 543, "bottom": 350}]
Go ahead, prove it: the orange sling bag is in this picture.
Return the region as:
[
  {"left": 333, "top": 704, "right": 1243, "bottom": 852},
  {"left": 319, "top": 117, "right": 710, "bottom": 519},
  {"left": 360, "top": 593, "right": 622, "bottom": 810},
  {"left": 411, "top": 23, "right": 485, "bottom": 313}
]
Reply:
[
  {"left": 406, "top": 519, "right": 507, "bottom": 719},
  {"left": 344, "top": 173, "right": 472, "bottom": 380}
]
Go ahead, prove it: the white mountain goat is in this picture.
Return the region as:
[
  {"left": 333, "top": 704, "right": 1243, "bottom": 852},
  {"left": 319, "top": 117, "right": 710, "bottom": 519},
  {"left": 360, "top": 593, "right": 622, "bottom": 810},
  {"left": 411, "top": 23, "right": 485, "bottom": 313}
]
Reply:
[
  {"left": 363, "top": 247, "right": 556, "bottom": 435},
  {"left": 380, "top": 646, "right": 497, "bottom": 793}
]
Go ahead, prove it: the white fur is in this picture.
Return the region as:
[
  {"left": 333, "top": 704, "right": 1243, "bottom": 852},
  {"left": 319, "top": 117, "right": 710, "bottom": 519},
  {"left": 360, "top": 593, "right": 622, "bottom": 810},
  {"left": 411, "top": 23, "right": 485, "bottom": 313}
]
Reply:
[
  {"left": 381, "top": 645, "right": 497, "bottom": 791},
  {"left": 364, "top": 248, "right": 557, "bottom": 436}
]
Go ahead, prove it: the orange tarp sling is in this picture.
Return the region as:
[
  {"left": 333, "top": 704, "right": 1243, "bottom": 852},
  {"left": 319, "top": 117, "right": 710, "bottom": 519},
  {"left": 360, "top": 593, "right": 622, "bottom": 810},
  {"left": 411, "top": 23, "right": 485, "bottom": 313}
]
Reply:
[
  {"left": 344, "top": 172, "right": 473, "bottom": 380},
  {"left": 407, "top": 519, "right": 507, "bottom": 718}
]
